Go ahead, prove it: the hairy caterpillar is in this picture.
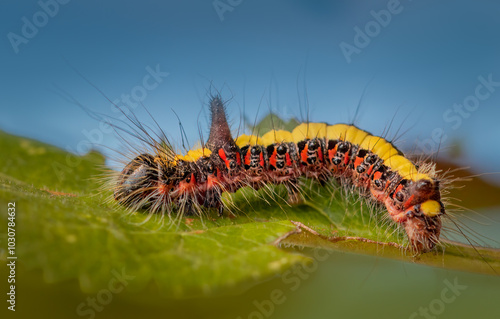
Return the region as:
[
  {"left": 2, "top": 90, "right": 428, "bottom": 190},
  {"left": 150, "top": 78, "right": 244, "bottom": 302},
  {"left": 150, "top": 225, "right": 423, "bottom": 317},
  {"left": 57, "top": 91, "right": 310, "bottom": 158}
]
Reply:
[{"left": 113, "top": 95, "right": 444, "bottom": 253}]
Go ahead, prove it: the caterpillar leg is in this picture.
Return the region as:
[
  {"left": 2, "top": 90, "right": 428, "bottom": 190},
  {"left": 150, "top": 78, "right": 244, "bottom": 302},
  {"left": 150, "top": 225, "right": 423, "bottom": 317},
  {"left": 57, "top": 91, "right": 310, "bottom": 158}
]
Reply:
[
  {"left": 218, "top": 205, "right": 224, "bottom": 217},
  {"left": 203, "top": 186, "right": 225, "bottom": 216},
  {"left": 285, "top": 179, "right": 302, "bottom": 205}
]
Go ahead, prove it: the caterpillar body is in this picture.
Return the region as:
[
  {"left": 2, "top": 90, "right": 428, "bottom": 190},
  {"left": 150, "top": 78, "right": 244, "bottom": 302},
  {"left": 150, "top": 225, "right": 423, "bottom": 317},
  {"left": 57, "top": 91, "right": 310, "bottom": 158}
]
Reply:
[{"left": 114, "top": 96, "right": 444, "bottom": 253}]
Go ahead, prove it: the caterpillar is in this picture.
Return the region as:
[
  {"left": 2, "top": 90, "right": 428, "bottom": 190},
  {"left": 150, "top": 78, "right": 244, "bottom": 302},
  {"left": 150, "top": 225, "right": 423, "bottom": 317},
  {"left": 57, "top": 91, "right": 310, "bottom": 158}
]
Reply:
[{"left": 113, "top": 95, "right": 444, "bottom": 253}]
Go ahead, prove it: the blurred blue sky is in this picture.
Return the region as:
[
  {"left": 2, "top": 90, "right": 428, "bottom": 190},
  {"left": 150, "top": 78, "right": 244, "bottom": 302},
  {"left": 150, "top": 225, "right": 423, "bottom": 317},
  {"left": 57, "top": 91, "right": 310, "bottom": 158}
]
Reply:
[{"left": 1, "top": 0, "right": 500, "bottom": 183}]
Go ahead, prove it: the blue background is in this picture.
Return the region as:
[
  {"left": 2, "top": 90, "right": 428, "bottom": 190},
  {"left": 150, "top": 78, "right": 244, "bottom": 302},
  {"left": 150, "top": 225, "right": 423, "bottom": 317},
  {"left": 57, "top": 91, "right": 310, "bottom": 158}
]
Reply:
[{"left": 2, "top": 0, "right": 500, "bottom": 184}]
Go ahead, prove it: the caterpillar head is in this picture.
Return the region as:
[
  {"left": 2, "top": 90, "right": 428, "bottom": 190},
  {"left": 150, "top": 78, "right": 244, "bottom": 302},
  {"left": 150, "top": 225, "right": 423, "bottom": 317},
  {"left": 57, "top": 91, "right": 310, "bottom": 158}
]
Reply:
[
  {"left": 404, "top": 178, "right": 444, "bottom": 252},
  {"left": 385, "top": 177, "right": 444, "bottom": 252},
  {"left": 404, "top": 199, "right": 444, "bottom": 252}
]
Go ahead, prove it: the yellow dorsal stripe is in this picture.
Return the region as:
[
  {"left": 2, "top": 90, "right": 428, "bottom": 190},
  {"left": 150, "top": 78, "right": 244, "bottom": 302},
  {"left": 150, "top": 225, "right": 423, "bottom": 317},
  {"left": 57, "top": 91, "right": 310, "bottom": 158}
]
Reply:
[
  {"left": 377, "top": 143, "right": 400, "bottom": 161},
  {"left": 291, "top": 123, "right": 327, "bottom": 143},
  {"left": 382, "top": 154, "right": 429, "bottom": 181},
  {"left": 175, "top": 148, "right": 212, "bottom": 162},
  {"left": 235, "top": 134, "right": 263, "bottom": 147},
  {"left": 345, "top": 126, "right": 369, "bottom": 146},
  {"left": 261, "top": 129, "right": 293, "bottom": 145},
  {"left": 358, "top": 135, "right": 387, "bottom": 153},
  {"left": 326, "top": 124, "right": 350, "bottom": 140},
  {"left": 385, "top": 155, "right": 411, "bottom": 170}
]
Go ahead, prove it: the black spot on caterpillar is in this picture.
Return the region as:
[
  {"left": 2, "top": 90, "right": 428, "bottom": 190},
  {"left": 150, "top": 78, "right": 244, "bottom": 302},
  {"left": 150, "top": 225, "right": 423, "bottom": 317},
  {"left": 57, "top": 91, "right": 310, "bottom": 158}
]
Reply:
[{"left": 114, "top": 95, "right": 445, "bottom": 253}]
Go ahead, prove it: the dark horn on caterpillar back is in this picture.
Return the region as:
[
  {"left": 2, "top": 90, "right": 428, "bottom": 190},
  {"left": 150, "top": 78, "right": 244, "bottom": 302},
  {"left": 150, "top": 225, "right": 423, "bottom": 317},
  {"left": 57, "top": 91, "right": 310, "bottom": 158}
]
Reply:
[{"left": 206, "top": 96, "right": 237, "bottom": 152}]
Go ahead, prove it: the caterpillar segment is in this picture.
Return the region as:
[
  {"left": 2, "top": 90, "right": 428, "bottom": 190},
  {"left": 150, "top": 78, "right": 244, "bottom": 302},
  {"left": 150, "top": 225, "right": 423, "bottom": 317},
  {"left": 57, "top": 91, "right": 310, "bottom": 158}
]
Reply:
[{"left": 114, "top": 96, "right": 444, "bottom": 252}]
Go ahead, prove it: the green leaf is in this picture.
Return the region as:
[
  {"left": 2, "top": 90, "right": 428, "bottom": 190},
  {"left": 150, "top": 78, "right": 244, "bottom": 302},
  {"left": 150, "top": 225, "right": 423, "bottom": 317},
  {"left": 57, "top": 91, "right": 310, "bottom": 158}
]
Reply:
[
  {"left": 250, "top": 113, "right": 300, "bottom": 133},
  {"left": 0, "top": 131, "right": 310, "bottom": 298},
  {"left": 0, "top": 129, "right": 498, "bottom": 302}
]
